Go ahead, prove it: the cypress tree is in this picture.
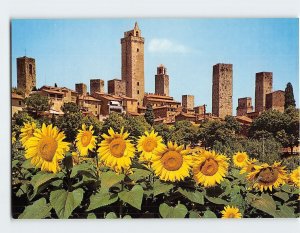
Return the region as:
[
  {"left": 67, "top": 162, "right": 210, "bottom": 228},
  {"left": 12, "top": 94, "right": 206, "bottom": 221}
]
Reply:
[
  {"left": 284, "top": 82, "right": 296, "bottom": 110},
  {"left": 144, "top": 104, "right": 155, "bottom": 126}
]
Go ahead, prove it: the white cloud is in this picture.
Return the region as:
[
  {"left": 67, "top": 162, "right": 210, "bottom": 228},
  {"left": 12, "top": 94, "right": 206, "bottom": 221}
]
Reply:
[{"left": 148, "top": 38, "right": 190, "bottom": 54}]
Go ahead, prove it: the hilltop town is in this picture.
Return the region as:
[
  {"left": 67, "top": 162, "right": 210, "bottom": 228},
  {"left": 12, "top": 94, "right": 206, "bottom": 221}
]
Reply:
[{"left": 12, "top": 22, "right": 287, "bottom": 126}]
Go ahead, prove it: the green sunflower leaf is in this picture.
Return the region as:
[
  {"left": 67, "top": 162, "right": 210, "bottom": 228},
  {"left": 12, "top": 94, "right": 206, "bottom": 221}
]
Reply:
[
  {"left": 128, "top": 168, "right": 152, "bottom": 182},
  {"left": 203, "top": 210, "right": 217, "bottom": 218},
  {"left": 249, "top": 193, "right": 276, "bottom": 217},
  {"left": 118, "top": 185, "right": 144, "bottom": 210},
  {"left": 159, "top": 203, "right": 188, "bottom": 218},
  {"left": 18, "top": 198, "right": 52, "bottom": 219},
  {"left": 87, "top": 190, "right": 118, "bottom": 211},
  {"left": 87, "top": 213, "right": 97, "bottom": 219},
  {"left": 50, "top": 188, "right": 84, "bottom": 219},
  {"left": 29, "top": 172, "right": 58, "bottom": 200},
  {"left": 205, "top": 196, "right": 229, "bottom": 205},
  {"left": 273, "top": 205, "right": 296, "bottom": 218},
  {"left": 153, "top": 180, "right": 173, "bottom": 197},
  {"left": 100, "top": 171, "right": 125, "bottom": 191},
  {"left": 189, "top": 210, "right": 201, "bottom": 218},
  {"left": 105, "top": 212, "right": 118, "bottom": 219},
  {"left": 70, "top": 162, "right": 95, "bottom": 178},
  {"left": 273, "top": 192, "right": 290, "bottom": 202},
  {"left": 178, "top": 188, "right": 204, "bottom": 204}
]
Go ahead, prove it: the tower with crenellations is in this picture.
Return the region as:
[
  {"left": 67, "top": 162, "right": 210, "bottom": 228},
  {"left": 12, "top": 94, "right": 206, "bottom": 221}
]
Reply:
[
  {"left": 17, "top": 56, "right": 36, "bottom": 96},
  {"left": 155, "top": 64, "right": 169, "bottom": 96},
  {"left": 121, "top": 22, "right": 145, "bottom": 106}
]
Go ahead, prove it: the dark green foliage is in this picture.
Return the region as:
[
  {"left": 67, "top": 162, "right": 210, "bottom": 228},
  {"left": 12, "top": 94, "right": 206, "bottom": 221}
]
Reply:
[
  {"left": 101, "top": 112, "right": 126, "bottom": 134},
  {"left": 284, "top": 82, "right": 296, "bottom": 110},
  {"left": 25, "top": 93, "right": 51, "bottom": 118},
  {"left": 169, "top": 120, "right": 199, "bottom": 146},
  {"left": 12, "top": 111, "right": 36, "bottom": 136},
  {"left": 124, "top": 115, "right": 151, "bottom": 140},
  {"left": 144, "top": 104, "right": 155, "bottom": 126},
  {"left": 82, "top": 115, "right": 103, "bottom": 137},
  {"left": 56, "top": 102, "right": 83, "bottom": 142},
  {"left": 153, "top": 123, "right": 172, "bottom": 143}
]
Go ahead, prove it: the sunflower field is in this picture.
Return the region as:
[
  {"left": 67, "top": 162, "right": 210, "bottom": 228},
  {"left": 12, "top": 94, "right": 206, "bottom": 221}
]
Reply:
[{"left": 12, "top": 122, "right": 300, "bottom": 219}]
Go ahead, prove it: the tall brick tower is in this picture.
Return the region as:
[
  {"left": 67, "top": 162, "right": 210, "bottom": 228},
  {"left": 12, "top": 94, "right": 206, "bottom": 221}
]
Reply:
[
  {"left": 236, "top": 97, "right": 253, "bottom": 116},
  {"left": 155, "top": 64, "right": 169, "bottom": 96},
  {"left": 212, "top": 63, "right": 233, "bottom": 118},
  {"left": 90, "top": 79, "right": 104, "bottom": 95},
  {"left": 182, "top": 95, "right": 194, "bottom": 110},
  {"left": 17, "top": 56, "right": 36, "bottom": 96},
  {"left": 121, "top": 22, "right": 145, "bottom": 106},
  {"left": 255, "top": 72, "right": 273, "bottom": 112}
]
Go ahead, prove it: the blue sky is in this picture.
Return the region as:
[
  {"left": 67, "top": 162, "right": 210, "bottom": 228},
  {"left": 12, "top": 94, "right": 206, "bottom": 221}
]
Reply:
[{"left": 11, "top": 19, "right": 299, "bottom": 113}]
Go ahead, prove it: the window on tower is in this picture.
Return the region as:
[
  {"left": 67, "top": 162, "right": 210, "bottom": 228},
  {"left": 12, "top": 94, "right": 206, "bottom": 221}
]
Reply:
[
  {"left": 136, "top": 32, "right": 139, "bottom": 37},
  {"left": 137, "top": 82, "right": 139, "bottom": 86},
  {"left": 137, "top": 90, "right": 139, "bottom": 94},
  {"left": 29, "top": 64, "right": 33, "bottom": 75},
  {"left": 137, "top": 48, "right": 139, "bottom": 52}
]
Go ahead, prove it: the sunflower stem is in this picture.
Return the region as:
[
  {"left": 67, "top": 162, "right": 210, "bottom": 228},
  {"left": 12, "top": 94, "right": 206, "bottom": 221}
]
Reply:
[{"left": 119, "top": 180, "right": 124, "bottom": 218}]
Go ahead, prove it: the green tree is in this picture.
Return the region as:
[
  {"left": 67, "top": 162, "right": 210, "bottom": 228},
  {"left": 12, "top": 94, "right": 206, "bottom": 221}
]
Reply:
[
  {"left": 284, "top": 82, "right": 296, "bottom": 110},
  {"left": 25, "top": 93, "right": 51, "bottom": 118},
  {"left": 124, "top": 115, "right": 151, "bottom": 140},
  {"left": 144, "top": 104, "right": 155, "bottom": 126},
  {"left": 101, "top": 112, "right": 126, "bottom": 135},
  {"left": 56, "top": 102, "right": 83, "bottom": 142},
  {"left": 154, "top": 123, "right": 172, "bottom": 143},
  {"left": 169, "top": 120, "right": 199, "bottom": 146}
]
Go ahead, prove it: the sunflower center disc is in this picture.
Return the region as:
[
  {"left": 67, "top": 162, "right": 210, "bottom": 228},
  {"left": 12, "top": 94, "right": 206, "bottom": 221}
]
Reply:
[
  {"left": 81, "top": 131, "right": 92, "bottom": 147},
  {"left": 161, "top": 151, "right": 183, "bottom": 171},
  {"left": 38, "top": 136, "right": 58, "bottom": 162},
  {"left": 257, "top": 168, "right": 279, "bottom": 185},
  {"left": 109, "top": 138, "right": 126, "bottom": 158},
  {"left": 143, "top": 138, "right": 157, "bottom": 152},
  {"left": 228, "top": 213, "right": 236, "bottom": 218},
  {"left": 200, "top": 159, "right": 219, "bottom": 176},
  {"left": 237, "top": 155, "right": 245, "bottom": 162}
]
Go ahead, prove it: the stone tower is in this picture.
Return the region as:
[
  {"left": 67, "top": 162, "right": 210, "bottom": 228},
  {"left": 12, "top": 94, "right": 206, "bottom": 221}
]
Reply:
[
  {"left": 108, "top": 79, "right": 126, "bottom": 96},
  {"left": 255, "top": 72, "right": 273, "bottom": 112},
  {"left": 90, "top": 79, "right": 104, "bottom": 95},
  {"left": 155, "top": 64, "right": 169, "bottom": 96},
  {"left": 75, "top": 83, "right": 87, "bottom": 96},
  {"left": 212, "top": 63, "right": 233, "bottom": 118},
  {"left": 236, "top": 97, "right": 253, "bottom": 116},
  {"left": 17, "top": 56, "right": 36, "bottom": 96},
  {"left": 121, "top": 22, "right": 145, "bottom": 106},
  {"left": 182, "top": 95, "right": 194, "bottom": 110}
]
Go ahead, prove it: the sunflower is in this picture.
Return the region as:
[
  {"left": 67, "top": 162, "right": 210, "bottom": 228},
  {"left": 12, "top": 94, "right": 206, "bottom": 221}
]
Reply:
[
  {"left": 137, "top": 130, "right": 164, "bottom": 164},
  {"left": 151, "top": 141, "right": 192, "bottom": 182},
  {"left": 290, "top": 166, "right": 300, "bottom": 188},
  {"left": 221, "top": 206, "right": 242, "bottom": 218},
  {"left": 232, "top": 152, "right": 249, "bottom": 168},
  {"left": 97, "top": 127, "right": 135, "bottom": 173},
  {"left": 193, "top": 150, "right": 229, "bottom": 187},
  {"left": 24, "top": 123, "right": 69, "bottom": 173},
  {"left": 247, "top": 162, "right": 288, "bottom": 191},
  {"left": 75, "top": 124, "right": 97, "bottom": 156},
  {"left": 20, "top": 122, "right": 37, "bottom": 146},
  {"left": 240, "top": 158, "right": 259, "bottom": 174}
]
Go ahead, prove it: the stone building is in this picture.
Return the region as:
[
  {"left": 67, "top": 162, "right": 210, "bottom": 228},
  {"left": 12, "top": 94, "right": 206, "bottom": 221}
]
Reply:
[
  {"left": 92, "top": 92, "right": 124, "bottom": 116},
  {"left": 266, "top": 90, "right": 285, "bottom": 113},
  {"left": 12, "top": 93, "right": 25, "bottom": 115},
  {"left": 143, "top": 93, "right": 181, "bottom": 109},
  {"left": 108, "top": 79, "right": 126, "bottom": 96},
  {"left": 17, "top": 56, "right": 36, "bottom": 96},
  {"left": 194, "top": 105, "right": 206, "bottom": 115},
  {"left": 212, "top": 63, "right": 233, "bottom": 118},
  {"left": 121, "top": 22, "right": 145, "bottom": 106},
  {"left": 90, "top": 79, "right": 104, "bottom": 95},
  {"left": 255, "top": 72, "right": 273, "bottom": 112},
  {"left": 236, "top": 97, "right": 253, "bottom": 116},
  {"left": 155, "top": 64, "right": 169, "bottom": 96},
  {"left": 77, "top": 95, "right": 102, "bottom": 118},
  {"left": 75, "top": 83, "right": 87, "bottom": 96},
  {"left": 182, "top": 95, "right": 195, "bottom": 113}
]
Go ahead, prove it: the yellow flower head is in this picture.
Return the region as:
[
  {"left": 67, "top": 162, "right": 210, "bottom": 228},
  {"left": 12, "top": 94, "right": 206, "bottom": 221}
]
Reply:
[
  {"left": 12, "top": 132, "right": 16, "bottom": 144},
  {"left": 137, "top": 130, "right": 164, "bottom": 164},
  {"left": 97, "top": 127, "right": 135, "bottom": 173},
  {"left": 75, "top": 124, "right": 97, "bottom": 156},
  {"left": 221, "top": 206, "right": 242, "bottom": 218},
  {"left": 240, "top": 158, "right": 259, "bottom": 174},
  {"left": 290, "top": 166, "right": 300, "bottom": 188},
  {"left": 24, "top": 123, "right": 69, "bottom": 173},
  {"left": 247, "top": 162, "right": 288, "bottom": 192},
  {"left": 232, "top": 152, "right": 249, "bottom": 168},
  {"left": 193, "top": 150, "right": 229, "bottom": 187},
  {"left": 20, "top": 122, "right": 37, "bottom": 146},
  {"left": 151, "top": 141, "right": 192, "bottom": 182}
]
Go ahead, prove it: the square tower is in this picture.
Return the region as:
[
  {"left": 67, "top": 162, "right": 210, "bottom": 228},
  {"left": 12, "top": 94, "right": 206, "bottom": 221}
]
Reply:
[
  {"left": 17, "top": 56, "right": 36, "bottom": 96},
  {"left": 212, "top": 63, "right": 233, "bottom": 118},
  {"left": 108, "top": 79, "right": 126, "bottom": 96},
  {"left": 155, "top": 64, "right": 169, "bottom": 96},
  {"left": 90, "top": 79, "right": 104, "bottom": 95},
  {"left": 255, "top": 72, "right": 273, "bottom": 112},
  {"left": 75, "top": 83, "right": 87, "bottom": 96},
  {"left": 121, "top": 22, "right": 145, "bottom": 106},
  {"left": 182, "top": 95, "right": 194, "bottom": 110},
  {"left": 236, "top": 97, "right": 253, "bottom": 116},
  {"left": 266, "top": 90, "right": 285, "bottom": 113}
]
